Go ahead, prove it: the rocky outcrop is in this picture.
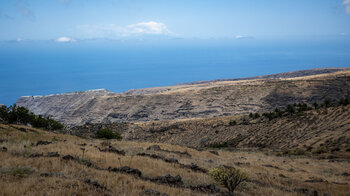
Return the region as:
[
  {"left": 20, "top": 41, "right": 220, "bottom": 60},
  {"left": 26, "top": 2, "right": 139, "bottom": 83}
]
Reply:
[{"left": 16, "top": 69, "right": 350, "bottom": 127}]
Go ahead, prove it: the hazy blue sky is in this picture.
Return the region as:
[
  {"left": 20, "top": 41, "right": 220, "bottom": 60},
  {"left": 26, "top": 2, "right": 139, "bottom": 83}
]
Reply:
[{"left": 1, "top": 0, "right": 350, "bottom": 41}]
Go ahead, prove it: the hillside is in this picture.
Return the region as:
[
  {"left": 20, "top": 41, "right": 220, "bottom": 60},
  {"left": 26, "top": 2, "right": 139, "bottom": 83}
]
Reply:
[
  {"left": 1, "top": 124, "right": 349, "bottom": 196},
  {"left": 16, "top": 67, "right": 350, "bottom": 127},
  {"left": 72, "top": 104, "right": 350, "bottom": 154},
  {"left": 176, "top": 67, "right": 350, "bottom": 85}
]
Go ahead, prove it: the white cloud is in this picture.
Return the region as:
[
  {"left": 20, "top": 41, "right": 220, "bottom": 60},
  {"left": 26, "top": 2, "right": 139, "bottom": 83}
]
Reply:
[
  {"left": 55, "top": 36, "right": 76, "bottom": 43},
  {"left": 77, "top": 21, "right": 172, "bottom": 38},
  {"left": 17, "top": 38, "right": 23, "bottom": 42},
  {"left": 235, "top": 35, "right": 253, "bottom": 39},
  {"left": 124, "top": 21, "right": 170, "bottom": 35},
  {"left": 343, "top": 0, "right": 350, "bottom": 14}
]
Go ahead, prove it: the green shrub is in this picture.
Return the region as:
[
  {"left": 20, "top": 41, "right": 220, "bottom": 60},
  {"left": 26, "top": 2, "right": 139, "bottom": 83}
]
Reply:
[
  {"left": 229, "top": 120, "right": 236, "bottom": 126},
  {"left": 253, "top": 113, "right": 260, "bottom": 119},
  {"left": 0, "top": 104, "right": 63, "bottom": 130},
  {"left": 312, "top": 146, "right": 327, "bottom": 154},
  {"left": 0, "top": 105, "right": 9, "bottom": 122},
  {"left": 286, "top": 104, "right": 295, "bottom": 115},
  {"left": 96, "top": 129, "right": 122, "bottom": 140},
  {"left": 290, "top": 148, "right": 306, "bottom": 156},
  {"left": 324, "top": 99, "right": 331, "bottom": 108},
  {"left": 209, "top": 167, "right": 248, "bottom": 193},
  {"left": 330, "top": 147, "right": 340, "bottom": 152},
  {"left": 338, "top": 98, "right": 349, "bottom": 106}
]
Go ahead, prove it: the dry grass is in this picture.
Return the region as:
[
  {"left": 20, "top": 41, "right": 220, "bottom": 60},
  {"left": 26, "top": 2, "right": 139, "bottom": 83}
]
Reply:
[{"left": 1, "top": 124, "right": 350, "bottom": 196}]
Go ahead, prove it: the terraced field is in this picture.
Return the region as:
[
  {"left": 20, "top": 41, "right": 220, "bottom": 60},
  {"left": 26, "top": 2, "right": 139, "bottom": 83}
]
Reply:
[{"left": 73, "top": 104, "right": 350, "bottom": 154}]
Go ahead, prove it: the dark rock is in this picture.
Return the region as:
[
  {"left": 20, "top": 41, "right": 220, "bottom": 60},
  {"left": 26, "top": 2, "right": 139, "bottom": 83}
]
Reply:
[
  {"left": 137, "top": 152, "right": 179, "bottom": 164},
  {"left": 147, "top": 145, "right": 161, "bottom": 151},
  {"left": 78, "top": 143, "right": 87, "bottom": 146},
  {"left": 1, "top": 147, "right": 7, "bottom": 152},
  {"left": 139, "top": 189, "right": 169, "bottom": 196},
  {"left": 165, "top": 158, "right": 179, "bottom": 164},
  {"left": 279, "top": 174, "right": 287, "bottom": 178},
  {"left": 150, "top": 174, "right": 183, "bottom": 186},
  {"left": 0, "top": 139, "right": 8, "bottom": 143},
  {"left": 181, "top": 163, "right": 207, "bottom": 173},
  {"left": 80, "top": 159, "right": 93, "bottom": 167},
  {"left": 187, "top": 184, "right": 220, "bottom": 193},
  {"left": 305, "top": 178, "right": 326, "bottom": 183},
  {"left": 220, "top": 164, "right": 234, "bottom": 169},
  {"left": 84, "top": 178, "right": 107, "bottom": 190},
  {"left": 29, "top": 152, "right": 44, "bottom": 158},
  {"left": 47, "top": 152, "right": 60, "bottom": 157},
  {"left": 40, "top": 172, "right": 66, "bottom": 178},
  {"left": 294, "top": 188, "right": 319, "bottom": 196},
  {"left": 36, "top": 141, "right": 52, "bottom": 146},
  {"left": 98, "top": 146, "right": 126, "bottom": 156},
  {"left": 209, "top": 150, "right": 219, "bottom": 155},
  {"left": 332, "top": 181, "right": 348, "bottom": 185},
  {"left": 146, "top": 145, "right": 191, "bottom": 157},
  {"left": 62, "top": 155, "right": 75, "bottom": 160},
  {"left": 262, "top": 164, "right": 280, "bottom": 169},
  {"left": 108, "top": 166, "right": 142, "bottom": 177},
  {"left": 19, "top": 128, "right": 27, "bottom": 132},
  {"left": 340, "top": 172, "right": 350, "bottom": 176},
  {"left": 234, "top": 162, "right": 250, "bottom": 166}
]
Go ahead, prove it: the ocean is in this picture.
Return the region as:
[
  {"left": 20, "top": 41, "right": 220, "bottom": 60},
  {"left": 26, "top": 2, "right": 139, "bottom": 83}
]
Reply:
[{"left": 1, "top": 38, "right": 350, "bottom": 106}]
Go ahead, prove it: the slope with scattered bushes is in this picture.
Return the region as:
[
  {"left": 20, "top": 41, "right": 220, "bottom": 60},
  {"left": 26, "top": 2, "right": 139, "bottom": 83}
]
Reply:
[{"left": 1, "top": 124, "right": 349, "bottom": 195}]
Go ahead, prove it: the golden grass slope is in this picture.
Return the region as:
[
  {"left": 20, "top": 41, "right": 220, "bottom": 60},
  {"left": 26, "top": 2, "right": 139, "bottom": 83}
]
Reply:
[
  {"left": 1, "top": 124, "right": 349, "bottom": 195},
  {"left": 74, "top": 104, "right": 350, "bottom": 155}
]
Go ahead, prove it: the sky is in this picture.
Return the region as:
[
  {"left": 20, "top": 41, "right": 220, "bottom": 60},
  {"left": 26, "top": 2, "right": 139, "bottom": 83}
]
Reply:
[
  {"left": 1, "top": 0, "right": 350, "bottom": 41},
  {"left": 1, "top": 0, "right": 350, "bottom": 105}
]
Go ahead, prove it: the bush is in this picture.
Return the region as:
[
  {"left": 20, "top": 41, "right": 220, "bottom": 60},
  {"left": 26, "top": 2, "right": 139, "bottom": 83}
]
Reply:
[
  {"left": 209, "top": 167, "right": 248, "bottom": 193},
  {"left": 312, "top": 146, "right": 327, "bottom": 154},
  {"left": 290, "top": 148, "right": 306, "bottom": 156},
  {"left": 324, "top": 99, "right": 331, "bottom": 108},
  {"left": 286, "top": 104, "right": 295, "bottom": 115},
  {"left": 229, "top": 120, "right": 236, "bottom": 126},
  {"left": 96, "top": 129, "right": 122, "bottom": 140},
  {"left": 0, "top": 105, "right": 9, "bottom": 122},
  {"left": 253, "top": 113, "right": 260, "bottom": 119},
  {"left": 0, "top": 104, "right": 63, "bottom": 130},
  {"left": 338, "top": 98, "right": 349, "bottom": 106}
]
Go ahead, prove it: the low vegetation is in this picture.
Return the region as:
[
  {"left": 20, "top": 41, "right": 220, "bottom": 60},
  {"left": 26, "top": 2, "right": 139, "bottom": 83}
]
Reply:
[
  {"left": 0, "top": 104, "right": 63, "bottom": 130},
  {"left": 96, "top": 128, "right": 122, "bottom": 140},
  {"left": 209, "top": 166, "right": 249, "bottom": 194},
  {"left": 1, "top": 123, "right": 349, "bottom": 195},
  {"left": 1, "top": 166, "right": 35, "bottom": 178},
  {"left": 261, "top": 97, "right": 349, "bottom": 121}
]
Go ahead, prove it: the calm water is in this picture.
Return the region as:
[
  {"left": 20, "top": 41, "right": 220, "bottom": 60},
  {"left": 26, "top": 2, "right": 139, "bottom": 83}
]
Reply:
[{"left": 1, "top": 38, "right": 350, "bottom": 105}]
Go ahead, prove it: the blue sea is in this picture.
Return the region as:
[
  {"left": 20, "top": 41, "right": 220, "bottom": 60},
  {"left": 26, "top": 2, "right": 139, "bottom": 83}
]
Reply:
[{"left": 1, "top": 38, "right": 350, "bottom": 106}]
